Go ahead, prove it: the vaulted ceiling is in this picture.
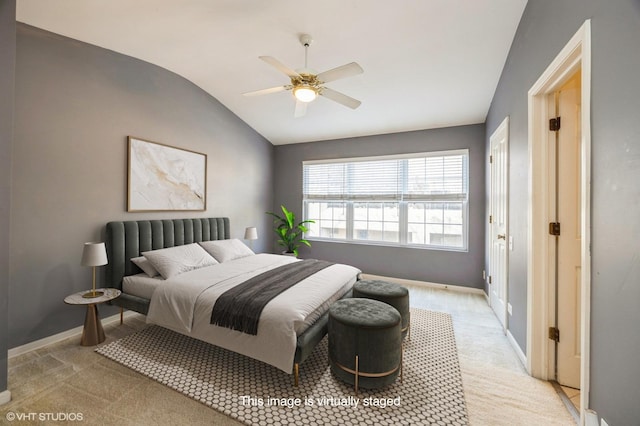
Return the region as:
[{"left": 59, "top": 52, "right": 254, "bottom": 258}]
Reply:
[{"left": 17, "top": 0, "right": 527, "bottom": 145}]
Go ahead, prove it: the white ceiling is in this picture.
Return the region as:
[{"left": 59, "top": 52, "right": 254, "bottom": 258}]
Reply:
[{"left": 16, "top": 0, "right": 527, "bottom": 145}]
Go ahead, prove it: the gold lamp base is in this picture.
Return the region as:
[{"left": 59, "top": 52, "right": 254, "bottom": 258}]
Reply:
[
  {"left": 83, "top": 265, "right": 104, "bottom": 298},
  {"left": 82, "top": 290, "right": 104, "bottom": 299}
]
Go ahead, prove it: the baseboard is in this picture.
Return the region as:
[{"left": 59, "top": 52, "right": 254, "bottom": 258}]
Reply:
[
  {"left": 8, "top": 310, "right": 139, "bottom": 359},
  {"left": 507, "top": 329, "right": 527, "bottom": 368},
  {"left": 0, "top": 390, "right": 11, "bottom": 405},
  {"left": 360, "top": 273, "right": 485, "bottom": 295}
]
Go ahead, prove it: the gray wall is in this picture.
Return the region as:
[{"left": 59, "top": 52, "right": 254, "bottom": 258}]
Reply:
[
  {"left": 274, "top": 124, "right": 485, "bottom": 288},
  {"left": 9, "top": 24, "right": 274, "bottom": 348},
  {"left": 0, "top": 0, "right": 16, "bottom": 395},
  {"left": 486, "top": 0, "right": 640, "bottom": 424}
]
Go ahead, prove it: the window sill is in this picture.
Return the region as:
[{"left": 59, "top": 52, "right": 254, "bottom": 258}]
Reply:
[{"left": 306, "top": 237, "right": 468, "bottom": 253}]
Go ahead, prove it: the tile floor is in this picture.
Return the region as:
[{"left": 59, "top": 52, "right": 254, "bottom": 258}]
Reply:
[{"left": 561, "top": 385, "right": 581, "bottom": 411}]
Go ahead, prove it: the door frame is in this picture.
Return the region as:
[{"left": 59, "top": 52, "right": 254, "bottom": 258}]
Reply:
[
  {"left": 526, "top": 19, "right": 591, "bottom": 421},
  {"left": 489, "top": 116, "right": 509, "bottom": 331}
]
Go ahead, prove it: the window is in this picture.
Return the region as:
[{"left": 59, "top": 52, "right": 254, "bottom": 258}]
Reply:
[{"left": 303, "top": 150, "right": 469, "bottom": 250}]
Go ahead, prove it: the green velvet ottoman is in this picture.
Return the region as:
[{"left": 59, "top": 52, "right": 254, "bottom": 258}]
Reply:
[
  {"left": 353, "top": 279, "right": 410, "bottom": 338},
  {"left": 328, "top": 298, "right": 402, "bottom": 392}
]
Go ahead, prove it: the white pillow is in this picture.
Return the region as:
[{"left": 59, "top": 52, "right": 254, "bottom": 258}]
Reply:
[
  {"left": 199, "top": 239, "right": 254, "bottom": 263},
  {"left": 142, "top": 243, "right": 218, "bottom": 279},
  {"left": 131, "top": 256, "right": 160, "bottom": 278}
]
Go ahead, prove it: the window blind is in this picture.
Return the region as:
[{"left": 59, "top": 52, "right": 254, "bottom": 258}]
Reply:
[{"left": 303, "top": 151, "right": 468, "bottom": 202}]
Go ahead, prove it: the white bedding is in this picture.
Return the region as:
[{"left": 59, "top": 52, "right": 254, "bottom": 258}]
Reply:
[
  {"left": 123, "top": 273, "right": 164, "bottom": 300},
  {"left": 146, "top": 253, "right": 360, "bottom": 373}
]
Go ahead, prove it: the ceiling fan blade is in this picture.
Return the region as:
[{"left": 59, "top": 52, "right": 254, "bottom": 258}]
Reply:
[
  {"left": 320, "top": 87, "right": 361, "bottom": 109},
  {"left": 294, "top": 100, "right": 308, "bottom": 118},
  {"left": 259, "top": 56, "right": 300, "bottom": 78},
  {"left": 316, "top": 62, "right": 363, "bottom": 84},
  {"left": 243, "top": 85, "right": 291, "bottom": 96}
]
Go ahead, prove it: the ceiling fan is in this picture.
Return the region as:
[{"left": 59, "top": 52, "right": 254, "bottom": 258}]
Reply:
[{"left": 243, "top": 34, "right": 364, "bottom": 118}]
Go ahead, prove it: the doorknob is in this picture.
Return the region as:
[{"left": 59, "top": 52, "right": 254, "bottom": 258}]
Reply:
[{"left": 497, "top": 234, "right": 506, "bottom": 240}]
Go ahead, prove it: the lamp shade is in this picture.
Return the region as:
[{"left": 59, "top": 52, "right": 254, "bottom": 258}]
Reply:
[
  {"left": 244, "top": 227, "right": 258, "bottom": 240},
  {"left": 81, "top": 242, "right": 108, "bottom": 267}
]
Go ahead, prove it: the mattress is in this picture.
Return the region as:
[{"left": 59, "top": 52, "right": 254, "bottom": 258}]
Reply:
[
  {"left": 122, "top": 273, "right": 164, "bottom": 300},
  {"left": 123, "top": 268, "right": 353, "bottom": 334}
]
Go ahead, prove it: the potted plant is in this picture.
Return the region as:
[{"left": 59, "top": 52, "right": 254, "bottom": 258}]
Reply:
[{"left": 266, "top": 205, "right": 314, "bottom": 256}]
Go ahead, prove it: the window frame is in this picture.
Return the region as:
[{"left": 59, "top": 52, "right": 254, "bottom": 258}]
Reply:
[{"left": 302, "top": 149, "right": 469, "bottom": 252}]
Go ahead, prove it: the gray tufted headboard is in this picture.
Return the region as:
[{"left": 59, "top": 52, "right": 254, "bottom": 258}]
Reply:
[{"left": 105, "top": 217, "right": 230, "bottom": 314}]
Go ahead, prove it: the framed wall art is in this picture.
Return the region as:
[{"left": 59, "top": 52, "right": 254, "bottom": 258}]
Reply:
[{"left": 127, "top": 136, "right": 207, "bottom": 212}]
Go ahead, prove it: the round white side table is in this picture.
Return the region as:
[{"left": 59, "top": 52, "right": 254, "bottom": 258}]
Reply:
[{"left": 64, "top": 288, "right": 121, "bottom": 346}]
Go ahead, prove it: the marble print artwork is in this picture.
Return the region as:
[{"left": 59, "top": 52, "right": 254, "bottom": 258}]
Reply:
[{"left": 128, "top": 137, "right": 206, "bottom": 211}]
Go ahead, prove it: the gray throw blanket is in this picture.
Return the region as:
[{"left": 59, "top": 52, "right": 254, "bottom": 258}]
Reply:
[{"left": 210, "top": 259, "right": 334, "bottom": 335}]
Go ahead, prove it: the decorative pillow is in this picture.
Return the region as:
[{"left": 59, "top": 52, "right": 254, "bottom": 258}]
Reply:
[
  {"left": 142, "top": 243, "right": 218, "bottom": 279},
  {"left": 199, "top": 239, "right": 255, "bottom": 263},
  {"left": 131, "top": 256, "right": 160, "bottom": 278}
]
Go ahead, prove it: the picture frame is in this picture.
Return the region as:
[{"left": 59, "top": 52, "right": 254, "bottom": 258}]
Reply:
[{"left": 127, "top": 136, "right": 207, "bottom": 212}]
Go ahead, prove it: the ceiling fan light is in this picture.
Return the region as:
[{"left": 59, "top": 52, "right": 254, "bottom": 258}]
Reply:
[{"left": 293, "top": 86, "right": 317, "bottom": 103}]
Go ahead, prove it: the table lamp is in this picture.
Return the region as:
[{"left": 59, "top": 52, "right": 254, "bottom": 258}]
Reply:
[
  {"left": 81, "top": 242, "right": 108, "bottom": 298},
  {"left": 244, "top": 226, "right": 258, "bottom": 250}
]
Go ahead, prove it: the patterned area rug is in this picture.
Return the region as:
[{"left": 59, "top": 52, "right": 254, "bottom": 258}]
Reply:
[{"left": 96, "top": 309, "right": 468, "bottom": 425}]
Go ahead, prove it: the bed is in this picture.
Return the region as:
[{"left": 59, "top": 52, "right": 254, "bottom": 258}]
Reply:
[{"left": 105, "top": 217, "right": 360, "bottom": 385}]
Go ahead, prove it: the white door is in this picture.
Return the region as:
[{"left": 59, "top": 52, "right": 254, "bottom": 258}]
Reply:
[
  {"left": 554, "top": 72, "right": 582, "bottom": 389},
  {"left": 489, "top": 117, "right": 509, "bottom": 329}
]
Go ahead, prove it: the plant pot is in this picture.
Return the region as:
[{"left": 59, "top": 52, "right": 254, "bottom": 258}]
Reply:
[{"left": 281, "top": 251, "right": 297, "bottom": 257}]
